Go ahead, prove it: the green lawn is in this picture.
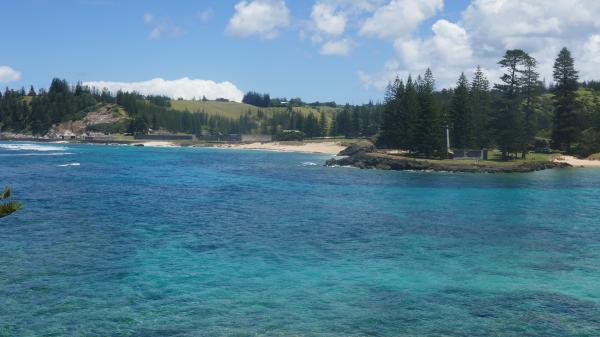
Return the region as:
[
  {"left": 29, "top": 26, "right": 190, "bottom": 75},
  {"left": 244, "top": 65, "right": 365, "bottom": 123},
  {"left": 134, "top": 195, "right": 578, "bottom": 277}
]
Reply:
[
  {"left": 426, "top": 151, "right": 552, "bottom": 166},
  {"left": 170, "top": 100, "right": 260, "bottom": 119},
  {"left": 170, "top": 100, "right": 341, "bottom": 119}
]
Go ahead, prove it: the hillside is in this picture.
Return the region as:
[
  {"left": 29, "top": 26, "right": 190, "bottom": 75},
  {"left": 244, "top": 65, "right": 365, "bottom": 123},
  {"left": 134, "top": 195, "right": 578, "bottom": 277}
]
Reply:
[
  {"left": 170, "top": 100, "right": 341, "bottom": 119},
  {"left": 170, "top": 100, "right": 260, "bottom": 119}
]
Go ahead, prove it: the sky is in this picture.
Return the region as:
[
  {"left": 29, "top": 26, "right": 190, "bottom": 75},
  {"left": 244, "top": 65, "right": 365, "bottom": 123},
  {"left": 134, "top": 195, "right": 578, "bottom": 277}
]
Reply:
[{"left": 1, "top": 0, "right": 600, "bottom": 104}]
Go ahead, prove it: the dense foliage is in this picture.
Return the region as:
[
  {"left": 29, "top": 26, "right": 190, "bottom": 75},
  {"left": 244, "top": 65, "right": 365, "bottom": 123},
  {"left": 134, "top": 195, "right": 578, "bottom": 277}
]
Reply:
[{"left": 377, "top": 47, "right": 600, "bottom": 158}]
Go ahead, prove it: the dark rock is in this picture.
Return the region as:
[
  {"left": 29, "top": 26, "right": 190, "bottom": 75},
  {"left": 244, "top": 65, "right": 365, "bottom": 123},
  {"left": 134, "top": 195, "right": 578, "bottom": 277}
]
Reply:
[{"left": 337, "top": 144, "right": 376, "bottom": 156}]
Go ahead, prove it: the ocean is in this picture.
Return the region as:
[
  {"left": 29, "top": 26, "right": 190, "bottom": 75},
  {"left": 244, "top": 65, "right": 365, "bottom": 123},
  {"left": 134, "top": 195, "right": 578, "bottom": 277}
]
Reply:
[{"left": 1, "top": 141, "right": 599, "bottom": 336}]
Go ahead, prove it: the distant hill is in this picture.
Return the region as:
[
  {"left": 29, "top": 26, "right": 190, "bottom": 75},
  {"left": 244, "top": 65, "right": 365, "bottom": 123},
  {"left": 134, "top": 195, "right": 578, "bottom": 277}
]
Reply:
[
  {"left": 170, "top": 100, "right": 260, "bottom": 119},
  {"left": 170, "top": 100, "right": 341, "bottom": 119}
]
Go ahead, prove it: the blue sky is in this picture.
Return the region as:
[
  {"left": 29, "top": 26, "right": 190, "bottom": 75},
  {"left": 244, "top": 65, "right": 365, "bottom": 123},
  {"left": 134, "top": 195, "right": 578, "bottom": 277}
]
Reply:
[{"left": 2, "top": 0, "right": 599, "bottom": 103}]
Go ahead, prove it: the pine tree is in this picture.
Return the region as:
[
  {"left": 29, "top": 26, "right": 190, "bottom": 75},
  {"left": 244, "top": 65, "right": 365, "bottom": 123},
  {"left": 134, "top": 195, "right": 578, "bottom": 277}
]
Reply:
[
  {"left": 377, "top": 77, "right": 402, "bottom": 148},
  {"left": 522, "top": 54, "right": 540, "bottom": 147},
  {"left": 404, "top": 75, "right": 420, "bottom": 153},
  {"left": 152, "top": 113, "right": 158, "bottom": 131},
  {"left": 493, "top": 49, "right": 528, "bottom": 160},
  {"left": 551, "top": 47, "right": 579, "bottom": 152},
  {"left": 416, "top": 69, "right": 443, "bottom": 157},
  {"left": 450, "top": 73, "right": 472, "bottom": 149},
  {"left": 470, "top": 66, "right": 491, "bottom": 148},
  {"left": 28, "top": 85, "right": 36, "bottom": 96},
  {"left": 318, "top": 110, "right": 328, "bottom": 137}
]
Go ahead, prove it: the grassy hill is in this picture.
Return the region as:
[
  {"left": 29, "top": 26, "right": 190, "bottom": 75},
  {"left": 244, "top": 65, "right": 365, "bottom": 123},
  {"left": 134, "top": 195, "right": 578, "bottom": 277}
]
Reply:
[
  {"left": 170, "top": 100, "right": 260, "bottom": 119},
  {"left": 170, "top": 100, "right": 341, "bottom": 119}
]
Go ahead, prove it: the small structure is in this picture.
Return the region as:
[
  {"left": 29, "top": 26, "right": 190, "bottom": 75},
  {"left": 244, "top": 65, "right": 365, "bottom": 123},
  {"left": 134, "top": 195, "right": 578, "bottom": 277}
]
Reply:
[
  {"left": 453, "top": 149, "right": 488, "bottom": 160},
  {"left": 241, "top": 134, "right": 273, "bottom": 143}
]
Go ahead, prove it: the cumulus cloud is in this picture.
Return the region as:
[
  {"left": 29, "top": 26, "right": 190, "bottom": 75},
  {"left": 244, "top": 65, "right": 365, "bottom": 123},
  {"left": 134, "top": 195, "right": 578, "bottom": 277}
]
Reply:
[
  {"left": 305, "top": 1, "right": 357, "bottom": 56},
  {"left": 359, "top": 0, "right": 443, "bottom": 39},
  {"left": 461, "top": 0, "right": 600, "bottom": 82},
  {"left": 320, "top": 38, "right": 354, "bottom": 56},
  {"left": 0, "top": 66, "right": 21, "bottom": 84},
  {"left": 311, "top": 2, "right": 347, "bottom": 36},
  {"left": 226, "top": 0, "right": 290, "bottom": 39},
  {"left": 82, "top": 78, "right": 245, "bottom": 102}
]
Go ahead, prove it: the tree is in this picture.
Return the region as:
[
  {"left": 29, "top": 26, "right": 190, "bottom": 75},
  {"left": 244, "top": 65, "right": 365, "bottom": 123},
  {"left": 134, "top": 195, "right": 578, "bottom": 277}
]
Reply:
[
  {"left": 522, "top": 54, "right": 540, "bottom": 146},
  {"left": 404, "top": 76, "right": 420, "bottom": 153},
  {"left": 151, "top": 113, "right": 158, "bottom": 131},
  {"left": 377, "top": 77, "right": 403, "bottom": 148},
  {"left": 28, "top": 85, "right": 37, "bottom": 96},
  {"left": 0, "top": 187, "right": 21, "bottom": 218},
  {"left": 470, "top": 66, "right": 492, "bottom": 148},
  {"left": 552, "top": 47, "right": 579, "bottom": 152},
  {"left": 450, "top": 73, "right": 472, "bottom": 149},
  {"left": 493, "top": 49, "right": 528, "bottom": 160},
  {"left": 318, "top": 110, "right": 328, "bottom": 137},
  {"left": 416, "top": 69, "right": 443, "bottom": 157}
]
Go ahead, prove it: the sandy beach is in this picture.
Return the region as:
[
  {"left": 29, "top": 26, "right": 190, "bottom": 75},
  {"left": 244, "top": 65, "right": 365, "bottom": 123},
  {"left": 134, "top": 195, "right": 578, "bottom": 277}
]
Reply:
[
  {"left": 553, "top": 155, "right": 600, "bottom": 167},
  {"left": 214, "top": 142, "right": 345, "bottom": 155}
]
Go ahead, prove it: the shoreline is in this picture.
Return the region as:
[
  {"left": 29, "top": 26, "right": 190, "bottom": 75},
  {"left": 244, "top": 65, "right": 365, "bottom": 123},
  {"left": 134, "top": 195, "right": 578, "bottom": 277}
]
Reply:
[
  {"left": 210, "top": 141, "right": 345, "bottom": 155},
  {"left": 553, "top": 155, "right": 600, "bottom": 168},
  {"left": 4, "top": 137, "right": 600, "bottom": 168},
  {"left": 0, "top": 138, "right": 345, "bottom": 156}
]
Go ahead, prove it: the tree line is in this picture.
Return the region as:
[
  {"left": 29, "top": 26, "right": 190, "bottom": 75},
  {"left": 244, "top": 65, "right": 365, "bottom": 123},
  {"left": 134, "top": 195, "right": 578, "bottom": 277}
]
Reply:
[
  {"left": 377, "top": 47, "right": 597, "bottom": 159},
  {"left": 3, "top": 47, "right": 599, "bottom": 156}
]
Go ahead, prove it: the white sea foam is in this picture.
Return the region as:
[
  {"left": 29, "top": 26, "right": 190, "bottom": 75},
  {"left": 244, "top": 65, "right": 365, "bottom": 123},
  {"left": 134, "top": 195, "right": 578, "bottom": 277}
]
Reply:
[
  {"left": 15, "top": 152, "right": 75, "bottom": 156},
  {"left": 302, "top": 162, "right": 318, "bottom": 166},
  {"left": 57, "top": 163, "right": 80, "bottom": 167},
  {"left": 0, "top": 143, "right": 68, "bottom": 152}
]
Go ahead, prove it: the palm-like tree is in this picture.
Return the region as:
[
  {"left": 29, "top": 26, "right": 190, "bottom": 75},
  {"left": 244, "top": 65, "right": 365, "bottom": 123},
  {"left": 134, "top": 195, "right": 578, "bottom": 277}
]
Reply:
[{"left": 0, "top": 187, "right": 22, "bottom": 218}]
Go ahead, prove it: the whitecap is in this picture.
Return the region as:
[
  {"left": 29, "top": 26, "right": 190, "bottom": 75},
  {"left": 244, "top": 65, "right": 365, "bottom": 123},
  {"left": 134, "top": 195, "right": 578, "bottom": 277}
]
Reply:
[
  {"left": 15, "top": 152, "right": 75, "bottom": 156},
  {"left": 0, "top": 143, "right": 68, "bottom": 152},
  {"left": 57, "top": 163, "right": 80, "bottom": 167},
  {"left": 302, "top": 162, "right": 318, "bottom": 166}
]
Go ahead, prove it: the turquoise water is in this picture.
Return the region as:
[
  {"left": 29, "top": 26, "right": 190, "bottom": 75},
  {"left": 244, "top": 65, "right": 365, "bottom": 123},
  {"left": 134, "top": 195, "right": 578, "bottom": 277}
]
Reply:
[{"left": 1, "top": 141, "right": 600, "bottom": 336}]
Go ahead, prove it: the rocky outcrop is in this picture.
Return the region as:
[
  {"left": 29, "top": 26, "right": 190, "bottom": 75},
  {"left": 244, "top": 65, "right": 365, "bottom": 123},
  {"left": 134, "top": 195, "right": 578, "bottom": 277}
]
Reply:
[
  {"left": 326, "top": 151, "right": 572, "bottom": 173},
  {"left": 337, "top": 144, "right": 376, "bottom": 156},
  {"left": 46, "top": 104, "right": 125, "bottom": 138}
]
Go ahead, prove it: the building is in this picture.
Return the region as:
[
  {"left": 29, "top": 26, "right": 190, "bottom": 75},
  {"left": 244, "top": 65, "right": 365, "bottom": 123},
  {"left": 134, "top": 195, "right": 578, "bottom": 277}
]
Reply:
[{"left": 453, "top": 149, "right": 488, "bottom": 160}]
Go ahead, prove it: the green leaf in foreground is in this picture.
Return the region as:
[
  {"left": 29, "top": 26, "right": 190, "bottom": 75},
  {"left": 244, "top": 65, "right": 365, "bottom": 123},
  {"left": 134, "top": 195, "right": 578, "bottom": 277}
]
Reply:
[{"left": 0, "top": 187, "right": 22, "bottom": 218}]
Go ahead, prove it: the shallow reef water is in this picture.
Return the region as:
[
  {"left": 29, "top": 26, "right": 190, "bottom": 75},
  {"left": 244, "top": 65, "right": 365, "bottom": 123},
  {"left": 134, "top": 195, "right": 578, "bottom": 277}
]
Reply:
[{"left": 1, "top": 142, "right": 600, "bottom": 336}]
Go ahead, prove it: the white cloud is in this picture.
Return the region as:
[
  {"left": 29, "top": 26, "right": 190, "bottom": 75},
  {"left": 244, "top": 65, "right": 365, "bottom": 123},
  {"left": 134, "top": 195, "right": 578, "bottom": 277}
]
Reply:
[
  {"left": 143, "top": 12, "right": 185, "bottom": 39},
  {"left": 577, "top": 34, "right": 600, "bottom": 80},
  {"left": 0, "top": 66, "right": 21, "bottom": 84},
  {"left": 362, "top": 19, "right": 473, "bottom": 89},
  {"left": 320, "top": 38, "right": 354, "bottom": 56},
  {"left": 83, "top": 78, "right": 245, "bottom": 102},
  {"left": 199, "top": 8, "right": 214, "bottom": 22},
  {"left": 226, "top": 0, "right": 290, "bottom": 39},
  {"left": 359, "top": 0, "right": 443, "bottom": 39},
  {"left": 461, "top": 0, "right": 600, "bottom": 82},
  {"left": 311, "top": 2, "right": 346, "bottom": 36}
]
